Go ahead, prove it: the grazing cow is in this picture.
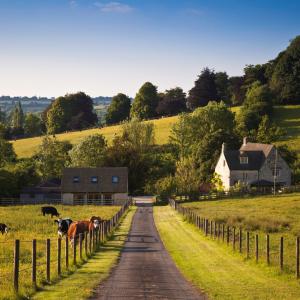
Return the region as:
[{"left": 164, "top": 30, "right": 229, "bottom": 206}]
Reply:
[
  {"left": 41, "top": 206, "right": 60, "bottom": 218},
  {"left": 0, "top": 223, "right": 9, "bottom": 234},
  {"left": 54, "top": 218, "right": 73, "bottom": 237},
  {"left": 67, "top": 217, "right": 104, "bottom": 246}
]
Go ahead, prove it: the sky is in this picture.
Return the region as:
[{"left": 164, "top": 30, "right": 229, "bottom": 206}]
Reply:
[{"left": 0, "top": 0, "right": 299, "bottom": 98}]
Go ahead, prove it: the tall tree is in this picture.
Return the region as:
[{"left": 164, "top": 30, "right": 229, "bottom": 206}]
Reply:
[
  {"left": 270, "top": 36, "right": 300, "bottom": 104},
  {"left": 105, "top": 93, "right": 131, "bottom": 125},
  {"left": 46, "top": 92, "right": 98, "bottom": 134},
  {"left": 130, "top": 82, "right": 159, "bottom": 120},
  {"left": 156, "top": 87, "right": 187, "bottom": 116},
  {"left": 0, "top": 138, "right": 16, "bottom": 166},
  {"left": 10, "top": 101, "right": 24, "bottom": 135},
  {"left": 69, "top": 134, "right": 107, "bottom": 167},
  {"left": 215, "top": 72, "right": 230, "bottom": 104},
  {"left": 24, "top": 113, "right": 43, "bottom": 137},
  {"left": 187, "top": 68, "right": 218, "bottom": 110},
  {"left": 228, "top": 76, "right": 245, "bottom": 106}
]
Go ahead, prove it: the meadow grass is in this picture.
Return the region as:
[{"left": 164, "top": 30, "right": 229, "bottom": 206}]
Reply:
[
  {"left": 154, "top": 205, "right": 300, "bottom": 300},
  {"left": 182, "top": 193, "right": 300, "bottom": 275},
  {"left": 0, "top": 205, "right": 120, "bottom": 300},
  {"left": 32, "top": 206, "right": 136, "bottom": 300},
  {"left": 11, "top": 105, "right": 300, "bottom": 158}
]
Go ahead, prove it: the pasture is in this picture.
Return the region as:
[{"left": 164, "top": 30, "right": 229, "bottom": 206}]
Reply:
[
  {"left": 0, "top": 205, "right": 120, "bottom": 299},
  {"left": 154, "top": 205, "right": 300, "bottom": 300},
  {"left": 182, "top": 193, "right": 300, "bottom": 274},
  {"left": 11, "top": 105, "right": 300, "bottom": 158}
]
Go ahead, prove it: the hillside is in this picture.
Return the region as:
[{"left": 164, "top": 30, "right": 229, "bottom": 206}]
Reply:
[{"left": 12, "top": 105, "right": 300, "bottom": 158}]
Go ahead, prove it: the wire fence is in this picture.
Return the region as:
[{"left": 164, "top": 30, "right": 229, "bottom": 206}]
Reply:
[
  {"left": 169, "top": 198, "right": 300, "bottom": 278},
  {"left": 0, "top": 199, "right": 132, "bottom": 297}
]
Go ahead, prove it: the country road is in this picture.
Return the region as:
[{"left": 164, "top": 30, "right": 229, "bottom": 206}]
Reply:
[{"left": 91, "top": 203, "right": 206, "bottom": 299}]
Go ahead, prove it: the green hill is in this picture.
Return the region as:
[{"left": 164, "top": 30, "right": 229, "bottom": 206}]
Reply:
[{"left": 12, "top": 105, "right": 300, "bottom": 158}]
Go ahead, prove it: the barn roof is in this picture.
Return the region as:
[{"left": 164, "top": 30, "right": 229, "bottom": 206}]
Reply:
[{"left": 61, "top": 167, "right": 128, "bottom": 193}]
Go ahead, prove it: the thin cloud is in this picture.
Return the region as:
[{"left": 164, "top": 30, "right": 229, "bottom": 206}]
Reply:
[
  {"left": 185, "top": 8, "right": 204, "bottom": 16},
  {"left": 94, "top": 2, "right": 133, "bottom": 13},
  {"left": 69, "top": 0, "right": 78, "bottom": 8}
]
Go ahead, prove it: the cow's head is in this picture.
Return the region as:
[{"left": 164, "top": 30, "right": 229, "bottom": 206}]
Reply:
[
  {"left": 90, "top": 216, "right": 102, "bottom": 230},
  {"left": 54, "top": 219, "right": 64, "bottom": 236}
]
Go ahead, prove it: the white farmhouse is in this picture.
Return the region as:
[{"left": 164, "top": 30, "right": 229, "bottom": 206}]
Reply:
[{"left": 215, "top": 138, "right": 291, "bottom": 190}]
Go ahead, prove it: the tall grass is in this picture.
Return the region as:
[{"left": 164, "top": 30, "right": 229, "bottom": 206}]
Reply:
[{"left": 0, "top": 205, "right": 119, "bottom": 299}]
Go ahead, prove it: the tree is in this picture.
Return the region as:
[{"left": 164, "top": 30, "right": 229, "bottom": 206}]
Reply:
[
  {"left": 0, "top": 123, "right": 8, "bottom": 139},
  {"left": 215, "top": 72, "right": 230, "bottom": 104},
  {"left": 10, "top": 101, "right": 24, "bottom": 136},
  {"left": 0, "top": 138, "right": 16, "bottom": 166},
  {"left": 270, "top": 36, "right": 300, "bottom": 104},
  {"left": 46, "top": 92, "right": 98, "bottom": 134},
  {"left": 228, "top": 76, "right": 245, "bottom": 106},
  {"left": 156, "top": 87, "right": 187, "bottom": 116},
  {"left": 105, "top": 93, "right": 131, "bottom": 125},
  {"left": 69, "top": 134, "right": 107, "bottom": 167},
  {"left": 187, "top": 68, "right": 218, "bottom": 110},
  {"left": 24, "top": 113, "right": 43, "bottom": 137},
  {"left": 243, "top": 64, "right": 268, "bottom": 87},
  {"left": 0, "top": 108, "right": 6, "bottom": 123},
  {"left": 130, "top": 82, "right": 159, "bottom": 120},
  {"left": 256, "top": 115, "right": 284, "bottom": 144},
  {"left": 36, "top": 136, "right": 72, "bottom": 179}
]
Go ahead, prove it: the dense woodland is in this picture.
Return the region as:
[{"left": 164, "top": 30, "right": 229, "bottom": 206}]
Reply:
[{"left": 1, "top": 36, "right": 300, "bottom": 197}]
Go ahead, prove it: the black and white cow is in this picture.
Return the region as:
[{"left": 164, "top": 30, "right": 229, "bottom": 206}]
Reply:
[
  {"left": 41, "top": 206, "right": 60, "bottom": 218},
  {"left": 0, "top": 223, "right": 9, "bottom": 234},
  {"left": 54, "top": 218, "right": 73, "bottom": 237}
]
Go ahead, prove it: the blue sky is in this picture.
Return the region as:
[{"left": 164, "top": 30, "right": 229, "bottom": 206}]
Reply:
[{"left": 0, "top": 0, "right": 299, "bottom": 97}]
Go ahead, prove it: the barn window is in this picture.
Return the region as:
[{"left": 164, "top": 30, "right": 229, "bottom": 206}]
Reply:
[
  {"left": 73, "top": 176, "right": 80, "bottom": 183},
  {"left": 272, "top": 169, "right": 280, "bottom": 177},
  {"left": 91, "top": 176, "right": 98, "bottom": 183},
  {"left": 112, "top": 176, "right": 119, "bottom": 183},
  {"left": 240, "top": 156, "right": 248, "bottom": 164}
]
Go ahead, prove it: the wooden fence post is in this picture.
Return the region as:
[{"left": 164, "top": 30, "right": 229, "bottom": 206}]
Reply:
[
  {"left": 266, "top": 235, "right": 270, "bottom": 265},
  {"left": 233, "top": 227, "right": 236, "bottom": 251},
  {"left": 246, "top": 232, "right": 250, "bottom": 259},
  {"left": 239, "top": 228, "right": 242, "bottom": 253},
  {"left": 79, "top": 233, "right": 83, "bottom": 260},
  {"left": 57, "top": 238, "right": 61, "bottom": 276},
  {"left": 227, "top": 226, "right": 230, "bottom": 245},
  {"left": 210, "top": 220, "right": 213, "bottom": 237},
  {"left": 46, "top": 239, "right": 50, "bottom": 283},
  {"left": 14, "top": 239, "right": 20, "bottom": 293},
  {"left": 73, "top": 236, "right": 77, "bottom": 265},
  {"left": 84, "top": 232, "right": 88, "bottom": 257},
  {"left": 89, "top": 231, "right": 92, "bottom": 254},
  {"left": 296, "top": 237, "right": 299, "bottom": 279},
  {"left": 222, "top": 224, "right": 225, "bottom": 242},
  {"left": 205, "top": 219, "right": 208, "bottom": 236},
  {"left": 280, "top": 236, "right": 283, "bottom": 271},
  {"left": 32, "top": 239, "right": 36, "bottom": 289},
  {"left": 65, "top": 236, "right": 69, "bottom": 270},
  {"left": 255, "top": 234, "right": 259, "bottom": 262}
]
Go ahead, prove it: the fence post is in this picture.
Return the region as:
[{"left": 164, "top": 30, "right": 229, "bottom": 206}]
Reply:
[
  {"left": 222, "top": 224, "right": 225, "bottom": 242},
  {"left": 280, "top": 236, "right": 283, "bottom": 271},
  {"left": 205, "top": 219, "right": 208, "bottom": 236},
  {"left": 233, "top": 227, "right": 236, "bottom": 251},
  {"left": 89, "top": 231, "right": 92, "bottom": 254},
  {"left": 65, "top": 236, "right": 69, "bottom": 270},
  {"left": 14, "top": 239, "right": 20, "bottom": 293},
  {"left": 46, "top": 239, "right": 50, "bottom": 283},
  {"left": 266, "top": 235, "right": 270, "bottom": 265},
  {"left": 296, "top": 237, "right": 299, "bottom": 279},
  {"left": 73, "top": 236, "right": 77, "bottom": 265},
  {"left": 79, "top": 233, "right": 83, "bottom": 260},
  {"left": 246, "top": 232, "right": 250, "bottom": 259},
  {"left": 239, "top": 228, "right": 242, "bottom": 253},
  {"left": 32, "top": 239, "right": 36, "bottom": 289},
  {"left": 227, "top": 226, "right": 230, "bottom": 245},
  {"left": 57, "top": 238, "right": 61, "bottom": 276},
  {"left": 84, "top": 232, "right": 88, "bottom": 257},
  {"left": 255, "top": 234, "right": 259, "bottom": 262},
  {"left": 210, "top": 220, "right": 213, "bottom": 237}
]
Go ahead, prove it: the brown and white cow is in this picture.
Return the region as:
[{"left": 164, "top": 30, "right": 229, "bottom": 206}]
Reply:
[{"left": 67, "top": 216, "right": 103, "bottom": 246}]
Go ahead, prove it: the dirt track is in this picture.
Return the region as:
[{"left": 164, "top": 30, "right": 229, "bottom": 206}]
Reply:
[{"left": 91, "top": 204, "right": 206, "bottom": 299}]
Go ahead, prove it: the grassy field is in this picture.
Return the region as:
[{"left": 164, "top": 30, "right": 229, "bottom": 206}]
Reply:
[
  {"left": 0, "top": 205, "right": 120, "bottom": 300},
  {"left": 182, "top": 193, "right": 300, "bottom": 275},
  {"left": 11, "top": 105, "right": 300, "bottom": 158},
  {"left": 154, "top": 205, "right": 300, "bottom": 300},
  {"left": 33, "top": 206, "right": 136, "bottom": 300}
]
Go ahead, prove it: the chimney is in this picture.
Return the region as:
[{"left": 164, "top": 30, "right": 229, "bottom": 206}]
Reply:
[
  {"left": 243, "top": 137, "right": 248, "bottom": 145},
  {"left": 222, "top": 142, "right": 226, "bottom": 153}
]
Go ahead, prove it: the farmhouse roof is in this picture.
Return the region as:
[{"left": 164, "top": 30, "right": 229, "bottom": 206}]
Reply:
[
  {"left": 61, "top": 167, "right": 128, "bottom": 193},
  {"left": 224, "top": 150, "right": 265, "bottom": 171},
  {"left": 240, "top": 142, "right": 274, "bottom": 157}
]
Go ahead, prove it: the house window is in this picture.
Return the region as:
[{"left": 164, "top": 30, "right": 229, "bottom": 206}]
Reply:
[
  {"left": 272, "top": 169, "right": 280, "bottom": 177},
  {"left": 91, "top": 176, "right": 98, "bottom": 183},
  {"left": 73, "top": 176, "right": 79, "bottom": 183},
  {"left": 112, "top": 176, "right": 119, "bottom": 184},
  {"left": 240, "top": 156, "right": 248, "bottom": 164}
]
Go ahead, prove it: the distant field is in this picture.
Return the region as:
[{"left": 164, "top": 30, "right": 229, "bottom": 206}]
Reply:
[
  {"left": 0, "top": 205, "right": 119, "bottom": 299},
  {"left": 182, "top": 193, "right": 300, "bottom": 274},
  {"left": 12, "top": 105, "right": 300, "bottom": 158}
]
